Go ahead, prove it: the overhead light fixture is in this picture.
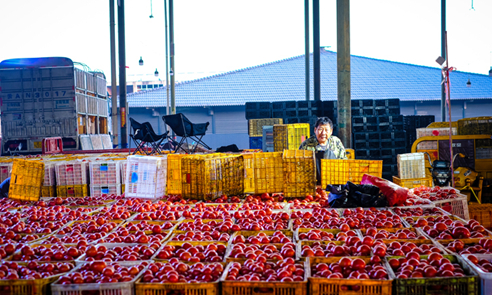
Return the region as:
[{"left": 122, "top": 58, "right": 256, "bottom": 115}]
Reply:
[
  {"left": 154, "top": 68, "right": 159, "bottom": 77},
  {"left": 139, "top": 57, "right": 144, "bottom": 66},
  {"left": 466, "top": 79, "right": 471, "bottom": 87}
]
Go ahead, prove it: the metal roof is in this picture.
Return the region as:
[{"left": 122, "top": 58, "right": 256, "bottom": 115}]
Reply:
[{"left": 126, "top": 49, "right": 492, "bottom": 108}]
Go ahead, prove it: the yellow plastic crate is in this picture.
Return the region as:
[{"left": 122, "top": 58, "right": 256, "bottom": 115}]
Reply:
[
  {"left": 345, "top": 148, "right": 355, "bottom": 159},
  {"left": 458, "top": 116, "right": 492, "bottom": 135},
  {"left": 321, "top": 159, "right": 383, "bottom": 187},
  {"left": 427, "top": 121, "right": 457, "bottom": 128},
  {"left": 243, "top": 153, "right": 255, "bottom": 194},
  {"left": 254, "top": 152, "right": 284, "bottom": 194},
  {"left": 56, "top": 184, "right": 89, "bottom": 198},
  {"left": 41, "top": 186, "right": 56, "bottom": 198},
  {"left": 166, "top": 154, "right": 186, "bottom": 195},
  {"left": 274, "top": 123, "right": 310, "bottom": 152},
  {"left": 393, "top": 176, "right": 433, "bottom": 189},
  {"left": 9, "top": 159, "right": 45, "bottom": 201},
  {"left": 249, "top": 118, "right": 283, "bottom": 137},
  {"left": 283, "top": 150, "right": 316, "bottom": 198},
  {"left": 181, "top": 154, "right": 244, "bottom": 200}
]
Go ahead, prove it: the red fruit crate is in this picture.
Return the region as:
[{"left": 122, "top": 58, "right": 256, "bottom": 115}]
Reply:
[
  {"left": 135, "top": 262, "right": 224, "bottom": 295},
  {"left": 432, "top": 194, "right": 469, "bottom": 220},
  {"left": 386, "top": 254, "right": 479, "bottom": 295},
  {"left": 221, "top": 260, "right": 308, "bottom": 295},
  {"left": 309, "top": 257, "right": 393, "bottom": 295},
  {"left": 90, "top": 184, "right": 121, "bottom": 197},
  {"left": 0, "top": 271, "right": 63, "bottom": 295},
  {"left": 89, "top": 161, "right": 121, "bottom": 186},
  {"left": 55, "top": 161, "right": 88, "bottom": 185},
  {"left": 51, "top": 261, "right": 147, "bottom": 295}
]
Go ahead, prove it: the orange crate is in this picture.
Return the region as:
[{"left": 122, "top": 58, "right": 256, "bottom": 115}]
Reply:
[
  {"left": 468, "top": 203, "right": 492, "bottom": 229},
  {"left": 309, "top": 257, "right": 392, "bottom": 295}
]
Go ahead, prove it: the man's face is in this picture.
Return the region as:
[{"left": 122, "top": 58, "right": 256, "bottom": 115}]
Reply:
[{"left": 315, "top": 124, "right": 332, "bottom": 145}]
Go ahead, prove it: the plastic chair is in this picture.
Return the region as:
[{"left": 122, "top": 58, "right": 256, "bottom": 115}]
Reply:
[
  {"left": 129, "top": 118, "right": 167, "bottom": 155},
  {"left": 162, "top": 113, "right": 211, "bottom": 153}
]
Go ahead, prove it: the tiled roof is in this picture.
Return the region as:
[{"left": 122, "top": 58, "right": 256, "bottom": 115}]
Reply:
[{"left": 126, "top": 49, "right": 492, "bottom": 108}]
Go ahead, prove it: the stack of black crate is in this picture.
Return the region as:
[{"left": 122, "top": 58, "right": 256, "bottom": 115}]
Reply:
[
  {"left": 403, "top": 115, "right": 435, "bottom": 153},
  {"left": 245, "top": 102, "right": 272, "bottom": 120},
  {"left": 351, "top": 99, "right": 405, "bottom": 180},
  {"left": 271, "top": 100, "right": 338, "bottom": 136}
]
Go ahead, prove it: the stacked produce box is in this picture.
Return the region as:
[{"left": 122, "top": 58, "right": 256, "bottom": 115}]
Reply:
[
  {"left": 392, "top": 152, "right": 432, "bottom": 188},
  {"left": 248, "top": 118, "right": 283, "bottom": 149},
  {"left": 89, "top": 161, "right": 121, "bottom": 197},
  {"left": 351, "top": 98, "right": 405, "bottom": 180},
  {"left": 55, "top": 161, "right": 89, "bottom": 197}
]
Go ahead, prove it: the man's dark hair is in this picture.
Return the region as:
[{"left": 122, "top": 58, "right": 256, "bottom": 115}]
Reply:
[{"left": 315, "top": 117, "right": 333, "bottom": 129}]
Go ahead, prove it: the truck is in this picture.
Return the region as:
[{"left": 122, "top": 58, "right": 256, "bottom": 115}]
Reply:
[{"left": 0, "top": 57, "right": 109, "bottom": 155}]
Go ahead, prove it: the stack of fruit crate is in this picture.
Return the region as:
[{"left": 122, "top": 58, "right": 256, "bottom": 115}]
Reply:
[
  {"left": 55, "top": 161, "right": 89, "bottom": 197},
  {"left": 89, "top": 161, "right": 121, "bottom": 197},
  {"left": 393, "top": 152, "right": 433, "bottom": 188}
]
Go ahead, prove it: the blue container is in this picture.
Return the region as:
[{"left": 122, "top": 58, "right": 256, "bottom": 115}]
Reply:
[{"left": 249, "top": 136, "right": 263, "bottom": 149}]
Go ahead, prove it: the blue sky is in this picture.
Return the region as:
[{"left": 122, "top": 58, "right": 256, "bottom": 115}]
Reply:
[{"left": 1, "top": 0, "right": 491, "bottom": 82}]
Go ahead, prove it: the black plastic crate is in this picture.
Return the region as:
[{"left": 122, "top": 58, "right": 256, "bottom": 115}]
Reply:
[
  {"left": 249, "top": 136, "right": 263, "bottom": 149},
  {"left": 352, "top": 123, "right": 379, "bottom": 132},
  {"left": 379, "top": 123, "right": 405, "bottom": 132},
  {"left": 272, "top": 110, "right": 286, "bottom": 118},
  {"left": 246, "top": 110, "right": 272, "bottom": 120},
  {"left": 378, "top": 115, "right": 404, "bottom": 124},
  {"left": 297, "top": 108, "right": 318, "bottom": 117},
  {"left": 351, "top": 99, "right": 374, "bottom": 108},
  {"left": 380, "top": 131, "right": 406, "bottom": 141},
  {"left": 382, "top": 163, "right": 398, "bottom": 173},
  {"left": 297, "top": 100, "right": 321, "bottom": 109},
  {"left": 353, "top": 132, "right": 380, "bottom": 142},
  {"left": 352, "top": 107, "right": 375, "bottom": 117},
  {"left": 272, "top": 100, "right": 297, "bottom": 110},
  {"left": 374, "top": 98, "right": 400, "bottom": 108},
  {"left": 285, "top": 109, "right": 298, "bottom": 118},
  {"left": 322, "top": 100, "right": 337, "bottom": 109},
  {"left": 404, "top": 115, "right": 435, "bottom": 128},
  {"left": 375, "top": 106, "right": 400, "bottom": 116},
  {"left": 246, "top": 102, "right": 271, "bottom": 110},
  {"left": 355, "top": 149, "right": 381, "bottom": 159},
  {"left": 354, "top": 141, "right": 381, "bottom": 150},
  {"left": 285, "top": 117, "right": 300, "bottom": 124},
  {"left": 352, "top": 116, "right": 378, "bottom": 125},
  {"left": 380, "top": 147, "right": 406, "bottom": 158}
]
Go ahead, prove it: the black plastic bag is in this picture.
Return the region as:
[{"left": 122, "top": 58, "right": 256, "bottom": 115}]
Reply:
[
  {"left": 326, "top": 181, "right": 387, "bottom": 208},
  {"left": 328, "top": 192, "right": 347, "bottom": 208}
]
